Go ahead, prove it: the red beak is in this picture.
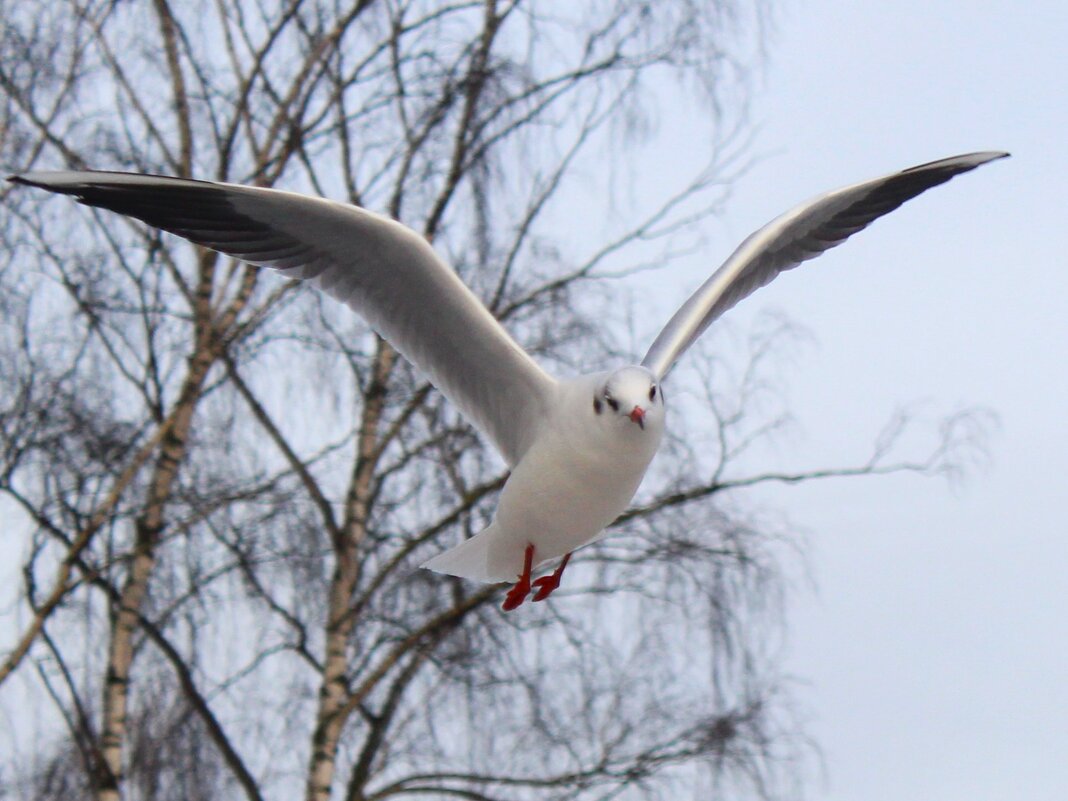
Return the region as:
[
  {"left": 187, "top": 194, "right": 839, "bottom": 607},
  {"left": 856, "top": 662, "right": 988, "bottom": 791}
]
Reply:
[{"left": 629, "top": 406, "right": 646, "bottom": 429}]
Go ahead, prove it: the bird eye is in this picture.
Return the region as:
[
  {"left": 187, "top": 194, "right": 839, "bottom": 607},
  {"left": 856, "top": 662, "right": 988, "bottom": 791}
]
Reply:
[
  {"left": 649, "top": 386, "right": 657, "bottom": 402},
  {"left": 593, "top": 397, "right": 603, "bottom": 415},
  {"left": 606, "top": 397, "right": 619, "bottom": 412}
]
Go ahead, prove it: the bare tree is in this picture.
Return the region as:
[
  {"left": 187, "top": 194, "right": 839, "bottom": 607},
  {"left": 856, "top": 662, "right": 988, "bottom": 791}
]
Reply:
[{"left": 0, "top": 2, "right": 985, "bottom": 800}]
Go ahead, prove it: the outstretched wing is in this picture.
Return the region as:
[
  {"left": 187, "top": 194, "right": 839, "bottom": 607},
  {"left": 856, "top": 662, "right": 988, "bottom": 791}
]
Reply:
[
  {"left": 641, "top": 151, "right": 1009, "bottom": 379},
  {"left": 10, "top": 171, "right": 556, "bottom": 466}
]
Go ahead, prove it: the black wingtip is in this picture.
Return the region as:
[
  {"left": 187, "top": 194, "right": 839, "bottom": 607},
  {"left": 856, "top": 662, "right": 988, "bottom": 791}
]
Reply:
[
  {"left": 6, "top": 174, "right": 68, "bottom": 192},
  {"left": 903, "top": 151, "right": 1010, "bottom": 175}
]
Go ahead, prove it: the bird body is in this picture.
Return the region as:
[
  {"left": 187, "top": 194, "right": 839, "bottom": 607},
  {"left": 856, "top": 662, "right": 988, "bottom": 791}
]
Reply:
[
  {"left": 424, "top": 369, "right": 665, "bottom": 582},
  {"left": 7, "top": 151, "right": 1008, "bottom": 608}
]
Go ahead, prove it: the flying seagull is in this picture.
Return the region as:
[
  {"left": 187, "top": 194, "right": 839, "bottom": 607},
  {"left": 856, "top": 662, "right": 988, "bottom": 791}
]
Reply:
[{"left": 8, "top": 151, "right": 1008, "bottom": 610}]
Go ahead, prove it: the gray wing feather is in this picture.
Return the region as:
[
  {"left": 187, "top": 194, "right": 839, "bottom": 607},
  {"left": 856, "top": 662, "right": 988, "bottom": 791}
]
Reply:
[
  {"left": 10, "top": 170, "right": 555, "bottom": 466},
  {"left": 641, "top": 151, "right": 1009, "bottom": 378}
]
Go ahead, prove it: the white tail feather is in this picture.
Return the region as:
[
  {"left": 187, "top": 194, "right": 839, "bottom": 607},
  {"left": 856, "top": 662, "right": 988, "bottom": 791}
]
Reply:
[{"left": 421, "top": 525, "right": 508, "bottom": 583}]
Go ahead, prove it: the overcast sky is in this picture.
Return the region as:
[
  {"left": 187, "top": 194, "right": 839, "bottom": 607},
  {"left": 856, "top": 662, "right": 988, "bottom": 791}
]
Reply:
[{"left": 646, "top": 1, "right": 1067, "bottom": 799}]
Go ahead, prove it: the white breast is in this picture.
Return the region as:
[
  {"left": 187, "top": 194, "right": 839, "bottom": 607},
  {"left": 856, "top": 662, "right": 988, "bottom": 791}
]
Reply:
[{"left": 489, "top": 375, "right": 664, "bottom": 571}]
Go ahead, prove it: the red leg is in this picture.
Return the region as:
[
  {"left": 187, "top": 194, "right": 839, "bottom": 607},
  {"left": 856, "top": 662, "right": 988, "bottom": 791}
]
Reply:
[
  {"left": 531, "top": 552, "right": 572, "bottom": 602},
  {"left": 502, "top": 543, "right": 535, "bottom": 611}
]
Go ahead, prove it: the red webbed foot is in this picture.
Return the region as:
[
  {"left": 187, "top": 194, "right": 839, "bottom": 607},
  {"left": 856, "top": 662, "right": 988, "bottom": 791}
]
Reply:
[
  {"left": 531, "top": 552, "right": 572, "bottom": 602},
  {"left": 502, "top": 577, "right": 531, "bottom": 611},
  {"left": 530, "top": 575, "right": 558, "bottom": 602},
  {"left": 501, "top": 543, "right": 536, "bottom": 612}
]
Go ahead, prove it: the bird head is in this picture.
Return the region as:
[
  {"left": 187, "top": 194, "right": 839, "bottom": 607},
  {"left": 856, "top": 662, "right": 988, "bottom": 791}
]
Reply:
[{"left": 594, "top": 366, "right": 664, "bottom": 433}]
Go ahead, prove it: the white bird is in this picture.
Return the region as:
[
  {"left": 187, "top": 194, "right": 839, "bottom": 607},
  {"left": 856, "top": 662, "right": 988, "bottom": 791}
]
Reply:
[{"left": 8, "top": 151, "right": 1007, "bottom": 610}]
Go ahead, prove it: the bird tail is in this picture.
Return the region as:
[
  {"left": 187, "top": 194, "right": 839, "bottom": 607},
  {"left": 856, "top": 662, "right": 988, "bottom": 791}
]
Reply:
[{"left": 421, "top": 524, "right": 514, "bottom": 583}]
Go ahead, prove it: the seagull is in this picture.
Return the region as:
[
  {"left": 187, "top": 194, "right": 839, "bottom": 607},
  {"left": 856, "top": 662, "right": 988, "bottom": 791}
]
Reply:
[{"left": 8, "top": 151, "right": 1008, "bottom": 610}]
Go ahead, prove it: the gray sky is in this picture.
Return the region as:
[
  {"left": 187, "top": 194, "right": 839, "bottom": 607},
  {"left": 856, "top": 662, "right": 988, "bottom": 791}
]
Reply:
[{"left": 644, "top": 1, "right": 1067, "bottom": 798}]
